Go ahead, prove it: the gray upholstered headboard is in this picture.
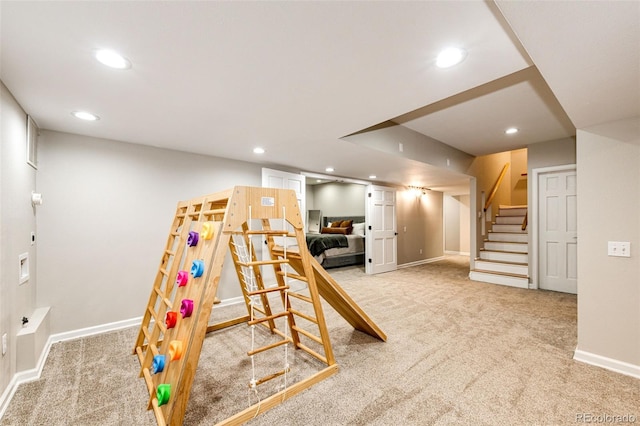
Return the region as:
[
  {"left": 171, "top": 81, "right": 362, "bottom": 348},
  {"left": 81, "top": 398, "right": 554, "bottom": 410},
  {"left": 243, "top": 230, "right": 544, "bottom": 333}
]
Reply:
[{"left": 323, "top": 216, "right": 365, "bottom": 227}]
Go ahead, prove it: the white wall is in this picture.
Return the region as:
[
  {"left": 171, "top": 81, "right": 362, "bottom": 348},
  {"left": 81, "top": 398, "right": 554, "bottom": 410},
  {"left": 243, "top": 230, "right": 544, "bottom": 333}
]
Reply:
[
  {"left": 576, "top": 119, "right": 639, "bottom": 369},
  {"left": 0, "top": 82, "right": 38, "bottom": 396},
  {"left": 444, "top": 194, "right": 470, "bottom": 254},
  {"left": 36, "top": 131, "right": 262, "bottom": 334}
]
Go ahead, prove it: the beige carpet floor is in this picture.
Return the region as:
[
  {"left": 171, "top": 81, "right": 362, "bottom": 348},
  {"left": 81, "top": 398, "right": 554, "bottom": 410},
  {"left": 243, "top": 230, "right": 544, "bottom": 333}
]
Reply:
[{"left": 1, "top": 256, "right": 638, "bottom": 425}]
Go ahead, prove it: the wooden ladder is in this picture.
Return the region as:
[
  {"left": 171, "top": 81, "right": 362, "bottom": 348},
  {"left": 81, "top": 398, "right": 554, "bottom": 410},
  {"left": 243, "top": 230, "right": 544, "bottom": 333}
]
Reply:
[{"left": 132, "top": 186, "right": 383, "bottom": 426}]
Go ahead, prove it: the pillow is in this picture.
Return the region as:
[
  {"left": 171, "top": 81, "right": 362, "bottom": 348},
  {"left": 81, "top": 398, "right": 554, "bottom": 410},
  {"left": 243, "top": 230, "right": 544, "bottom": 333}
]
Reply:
[
  {"left": 321, "top": 227, "right": 350, "bottom": 235},
  {"left": 330, "top": 221, "right": 342, "bottom": 228},
  {"left": 340, "top": 220, "right": 353, "bottom": 228},
  {"left": 352, "top": 222, "right": 365, "bottom": 236}
]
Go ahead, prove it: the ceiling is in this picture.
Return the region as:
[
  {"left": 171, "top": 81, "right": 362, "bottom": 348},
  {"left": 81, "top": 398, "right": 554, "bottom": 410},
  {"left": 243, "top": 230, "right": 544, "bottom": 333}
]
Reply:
[{"left": 1, "top": 1, "right": 638, "bottom": 193}]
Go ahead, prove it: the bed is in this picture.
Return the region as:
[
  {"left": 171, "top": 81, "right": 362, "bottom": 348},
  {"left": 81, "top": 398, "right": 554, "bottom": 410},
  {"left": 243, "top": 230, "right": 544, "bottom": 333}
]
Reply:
[{"left": 305, "top": 215, "right": 365, "bottom": 269}]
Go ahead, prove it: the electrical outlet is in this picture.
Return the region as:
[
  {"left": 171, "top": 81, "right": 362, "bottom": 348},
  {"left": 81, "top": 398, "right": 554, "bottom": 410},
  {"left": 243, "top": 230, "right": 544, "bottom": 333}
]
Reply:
[
  {"left": 2, "top": 333, "right": 7, "bottom": 356},
  {"left": 608, "top": 241, "right": 631, "bottom": 257}
]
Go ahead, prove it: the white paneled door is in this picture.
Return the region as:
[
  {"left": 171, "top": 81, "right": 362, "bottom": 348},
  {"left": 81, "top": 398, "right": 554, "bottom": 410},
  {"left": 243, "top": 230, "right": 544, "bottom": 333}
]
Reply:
[
  {"left": 262, "top": 167, "right": 306, "bottom": 218},
  {"left": 539, "top": 169, "right": 577, "bottom": 294},
  {"left": 366, "top": 185, "right": 397, "bottom": 275}
]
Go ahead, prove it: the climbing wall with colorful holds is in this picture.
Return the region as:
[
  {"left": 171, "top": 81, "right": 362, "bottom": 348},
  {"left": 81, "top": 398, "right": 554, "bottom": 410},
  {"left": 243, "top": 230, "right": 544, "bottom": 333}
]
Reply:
[
  {"left": 133, "top": 186, "right": 386, "bottom": 426},
  {"left": 133, "top": 190, "right": 229, "bottom": 424}
]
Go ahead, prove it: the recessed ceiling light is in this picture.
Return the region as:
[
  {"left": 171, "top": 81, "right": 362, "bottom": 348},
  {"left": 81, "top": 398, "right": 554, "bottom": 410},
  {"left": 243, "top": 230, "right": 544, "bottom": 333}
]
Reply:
[
  {"left": 369, "top": 175, "right": 377, "bottom": 179},
  {"left": 253, "top": 147, "right": 265, "bottom": 154},
  {"left": 436, "top": 47, "right": 467, "bottom": 68},
  {"left": 325, "top": 167, "right": 334, "bottom": 172},
  {"left": 72, "top": 111, "right": 100, "bottom": 121},
  {"left": 505, "top": 127, "right": 519, "bottom": 135},
  {"left": 95, "top": 49, "right": 131, "bottom": 70}
]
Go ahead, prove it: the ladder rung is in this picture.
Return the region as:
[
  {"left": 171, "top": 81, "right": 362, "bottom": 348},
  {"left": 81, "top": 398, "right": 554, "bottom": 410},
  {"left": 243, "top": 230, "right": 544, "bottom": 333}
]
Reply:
[
  {"left": 141, "top": 326, "right": 151, "bottom": 341},
  {"left": 150, "top": 344, "right": 160, "bottom": 357},
  {"left": 143, "top": 368, "right": 159, "bottom": 411},
  {"left": 247, "top": 285, "right": 290, "bottom": 296},
  {"left": 202, "top": 208, "right": 226, "bottom": 215},
  {"left": 147, "top": 306, "right": 158, "bottom": 320},
  {"left": 251, "top": 304, "right": 266, "bottom": 315},
  {"left": 296, "top": 342, "right": 328, "bottom": 365},
  {"left": 271, "top": 247, "right": 301, "bottom": 259},
  {"left": 277, "top": 271, "right": 308, "bottom": 282},
  {"left": 245, "top": 230, "right": 294, "bottom": 236},
  {"left": 248, "top": 311, "right": 290, "bottom": 326},
  {"left": 291, "top": 325, "right": 322, "bottom": 345},
  {"left": 135, "top": 345, "right": 144, "bottom": 365},
  {"left": 289, "top": 308, "right": 317, "bottom": 324},
  {"left": 159, "top": 268, "right": 168, "bottom": 276},
  {"left": 154, "top": 317, "right": 167, "bottom": 334},
  {"left": 247, "top": 337, "right": 292, "bottom": 356},
  {"left": 164, "top": 250, "right": 175, "bottom": 256},
  {"left": 170, "top": 231, "right": 180, "bottom": 236},
  {"left": 237, "top": 259, "right": 290, "bottom": 267},
  {"left": 287, "top": 291, "right": 312, "bottom": 303},
  {"left": 250, "top": 367, "right": 291, "bottom": 387}
]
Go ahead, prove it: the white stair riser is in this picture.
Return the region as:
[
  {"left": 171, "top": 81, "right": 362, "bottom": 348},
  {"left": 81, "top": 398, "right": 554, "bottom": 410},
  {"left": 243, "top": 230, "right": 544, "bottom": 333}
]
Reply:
[
  {"left": 499, "top": 208, "right": 527, "bottom": 217},
  {"left": 469, "top": 271, "right": 529, "bottom": 289},
  {"left": 475, "top": 261, "right": 528, "bottom": 275},
  {"left": 480, "top": 251, "right": 529, "bottom": 263},
  {"left": 488, "top": 232, "right": 528, "bottom": 243},
  {"left": 495, "top": 216, "right": 525, "bottom": 225},
  {"left": 484, "top": 241, "right": 528, "bottom": 253},
  {"left": 492, "top": 224, "right": 526, "bottom": 233}
]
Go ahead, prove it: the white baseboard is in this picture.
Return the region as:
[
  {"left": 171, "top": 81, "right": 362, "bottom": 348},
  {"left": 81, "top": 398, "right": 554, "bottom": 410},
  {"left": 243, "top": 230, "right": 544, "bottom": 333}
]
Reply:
[
  {"left": 444, "top": 251, "right": 470, "bottom": 256},
  {"left": 0, "top": 297, "right": 246, "bottom": 419},
  {"left": 398, "top": 256, "right": 445, "bottom": 269},
  {"left": 574, "top": 348, "right": 640, "bottom": 379}
]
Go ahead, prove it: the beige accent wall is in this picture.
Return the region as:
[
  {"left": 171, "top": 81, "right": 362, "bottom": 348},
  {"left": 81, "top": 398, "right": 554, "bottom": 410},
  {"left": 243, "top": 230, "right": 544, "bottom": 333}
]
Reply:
[
  {"left": 396, "top": 188, "right": 444, "bottom": 264},
  {"left": 510, "top": 148, "right": 528, "bottom": 206},
  {"left": 311, "top": 182, "right": 366, "bottom": 218},
  {"left": 576, "top": 120, "right": 639, "bottom": 367},
  {"left": 0, "top": 82, "right": 38, "bottom": 397}
]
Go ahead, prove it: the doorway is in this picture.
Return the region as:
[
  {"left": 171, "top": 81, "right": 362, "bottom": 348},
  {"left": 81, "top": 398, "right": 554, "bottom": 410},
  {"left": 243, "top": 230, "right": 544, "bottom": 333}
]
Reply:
[{"left": 533, "top": 165, "right": 577, "bottom": 293}]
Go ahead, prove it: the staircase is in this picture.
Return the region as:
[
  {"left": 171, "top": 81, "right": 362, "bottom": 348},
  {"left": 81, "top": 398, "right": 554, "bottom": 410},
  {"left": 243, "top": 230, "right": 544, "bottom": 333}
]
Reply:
[{"left": 469, "top": 205, "right": 530, "bottom": 288}]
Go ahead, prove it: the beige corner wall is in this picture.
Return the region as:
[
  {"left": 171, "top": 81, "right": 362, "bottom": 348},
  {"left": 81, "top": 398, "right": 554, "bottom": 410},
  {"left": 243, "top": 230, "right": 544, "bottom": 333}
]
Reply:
[
  {"left": 396, "top": 188, "right": 444, "bottom": 264},
  {"left": 576, "top": 120, "right": 640, "bottom": 368}
]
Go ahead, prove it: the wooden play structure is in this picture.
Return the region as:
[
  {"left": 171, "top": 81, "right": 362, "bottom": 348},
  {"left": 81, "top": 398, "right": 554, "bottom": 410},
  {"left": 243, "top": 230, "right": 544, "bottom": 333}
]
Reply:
[{"left": 133, "top": 186, "right": 386, "bottom": 426}]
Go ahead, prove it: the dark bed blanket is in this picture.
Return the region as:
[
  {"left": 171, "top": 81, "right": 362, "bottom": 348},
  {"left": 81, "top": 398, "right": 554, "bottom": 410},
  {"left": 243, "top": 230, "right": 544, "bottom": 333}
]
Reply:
[{"left": 306, "top": 234, "right": 348, "bottom": 257}]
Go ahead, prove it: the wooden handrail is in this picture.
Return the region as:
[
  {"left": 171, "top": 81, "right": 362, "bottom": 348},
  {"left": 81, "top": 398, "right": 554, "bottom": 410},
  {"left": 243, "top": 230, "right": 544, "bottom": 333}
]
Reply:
[
  {"left": 484, "top": 162, "right": 510, "bottom": 212},
  {"left": 522, "top": 211, "right": 528, "bottom": 230}
]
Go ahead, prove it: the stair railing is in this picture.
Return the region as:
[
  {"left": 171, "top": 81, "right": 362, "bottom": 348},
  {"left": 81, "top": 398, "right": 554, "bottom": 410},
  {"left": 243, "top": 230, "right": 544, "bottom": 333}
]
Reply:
[{"left": 484, "top": 162, "right": 510, "bottom": 213}]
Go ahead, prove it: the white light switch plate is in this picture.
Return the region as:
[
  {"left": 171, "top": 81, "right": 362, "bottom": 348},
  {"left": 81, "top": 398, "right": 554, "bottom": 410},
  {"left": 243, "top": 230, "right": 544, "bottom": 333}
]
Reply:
[{"left": 608, "top": 241, "right": 631, "bottom": 257}]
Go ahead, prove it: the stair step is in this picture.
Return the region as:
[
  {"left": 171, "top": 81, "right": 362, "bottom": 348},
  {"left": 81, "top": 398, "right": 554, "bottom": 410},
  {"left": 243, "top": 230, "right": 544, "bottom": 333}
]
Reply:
[
  {"left": 484, "top": 241, "right": 528, "bottom": 253},
  {"left": 474, "top": 260, "right": 528, "bottom": 275},
  {"left": 469, "top": 269, "right": 529, "bottom": 289},
  {"left": 498, "top": 206, "right": 527, "bottom": 217},
  {"left": 491, "top": 224, "right": 527, "bottom": 233},
  {"left": 495, "top": 215, "right": 525, "bottom": 225},
  {"left": 479, "top": 250, "right": 528, "bottom": 263},
  {"left": 487, "top": 232, "right": 528, "bottom": 243}
]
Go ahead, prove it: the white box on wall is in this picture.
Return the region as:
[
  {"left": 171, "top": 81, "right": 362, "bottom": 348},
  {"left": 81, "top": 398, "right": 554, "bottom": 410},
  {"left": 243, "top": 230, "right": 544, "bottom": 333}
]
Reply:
[{"left": 19, "top": 253, "right": 29, "bottom": 284}]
